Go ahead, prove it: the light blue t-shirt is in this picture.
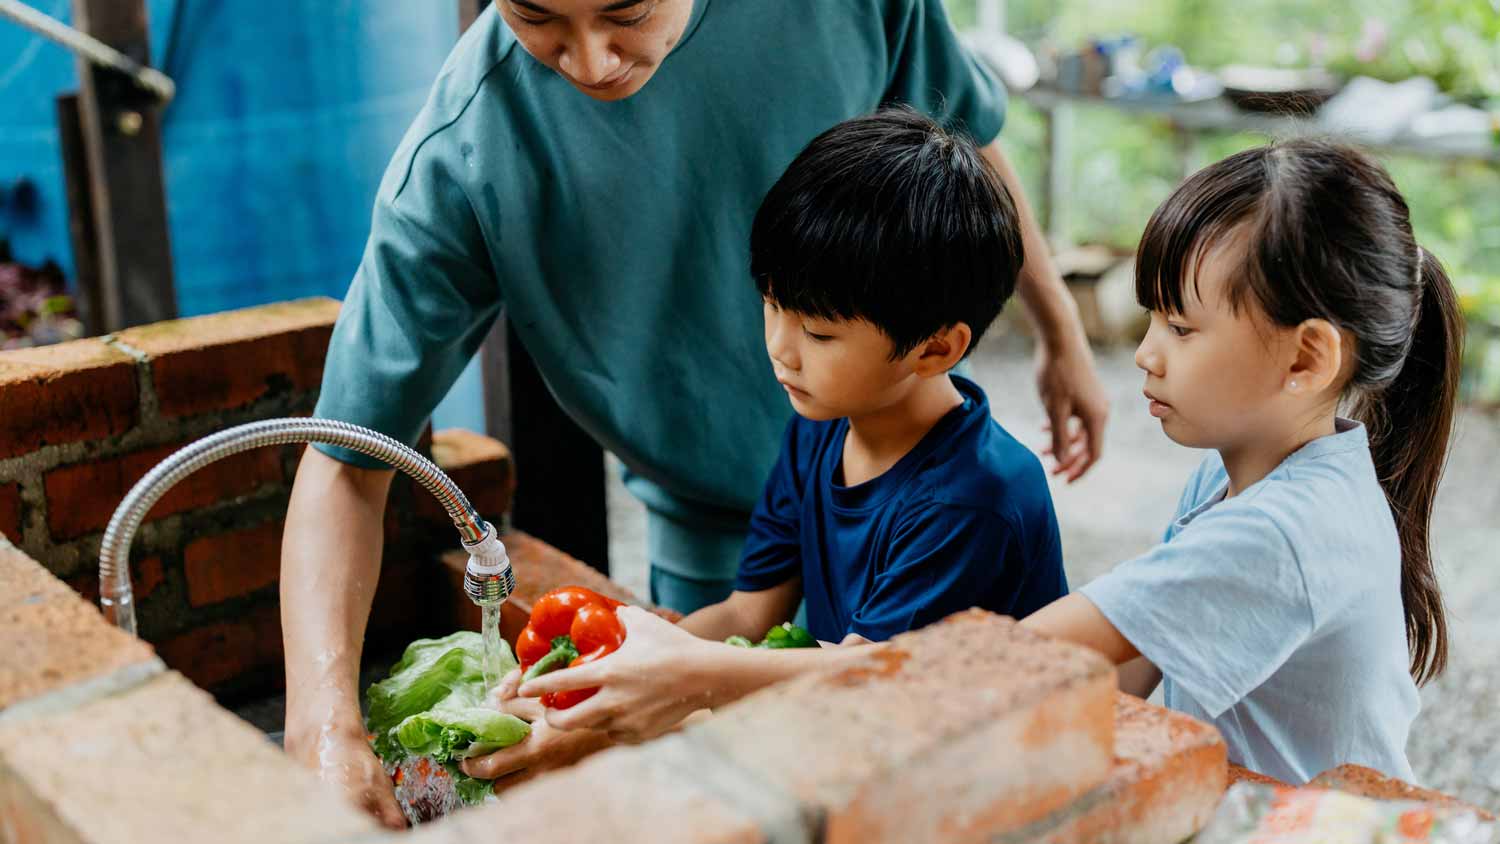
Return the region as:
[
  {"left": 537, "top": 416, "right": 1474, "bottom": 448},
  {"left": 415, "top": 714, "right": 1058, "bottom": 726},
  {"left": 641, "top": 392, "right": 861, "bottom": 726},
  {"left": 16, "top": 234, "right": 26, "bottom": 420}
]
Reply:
[{"left": 1081, "top": 419, "right": 1420, "bottom": 784}]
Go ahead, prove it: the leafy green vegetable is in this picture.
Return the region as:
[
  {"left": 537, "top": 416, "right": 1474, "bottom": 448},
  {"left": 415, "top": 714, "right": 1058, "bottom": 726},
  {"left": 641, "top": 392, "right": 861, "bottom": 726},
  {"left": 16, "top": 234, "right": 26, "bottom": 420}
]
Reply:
[
  {"left": 364, "top": 631, "right": 530, "bottom": 803},
  {"left": 724, "top": 622, "right": 818, "bottom": 649}
]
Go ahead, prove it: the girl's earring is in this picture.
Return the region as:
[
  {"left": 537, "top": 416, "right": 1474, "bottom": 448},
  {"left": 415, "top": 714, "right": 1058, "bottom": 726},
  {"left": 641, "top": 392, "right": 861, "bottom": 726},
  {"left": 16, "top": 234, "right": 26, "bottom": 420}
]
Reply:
[{"left": 1288, "top": 380, "right": 1300, "bottom": 392}]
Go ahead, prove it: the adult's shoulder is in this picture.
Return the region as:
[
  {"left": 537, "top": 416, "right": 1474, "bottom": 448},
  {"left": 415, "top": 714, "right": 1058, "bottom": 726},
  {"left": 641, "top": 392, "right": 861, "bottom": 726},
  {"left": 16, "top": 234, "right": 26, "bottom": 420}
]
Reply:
[{"left": 379, "top": 7, "right": 526, "bottom": 202}]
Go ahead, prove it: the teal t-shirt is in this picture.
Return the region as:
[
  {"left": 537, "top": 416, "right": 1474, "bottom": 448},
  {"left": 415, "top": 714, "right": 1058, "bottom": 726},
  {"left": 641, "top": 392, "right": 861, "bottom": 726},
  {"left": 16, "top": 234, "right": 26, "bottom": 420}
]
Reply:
[{"left": 313, "top": 0, "right": 1007, "bottom": 578}]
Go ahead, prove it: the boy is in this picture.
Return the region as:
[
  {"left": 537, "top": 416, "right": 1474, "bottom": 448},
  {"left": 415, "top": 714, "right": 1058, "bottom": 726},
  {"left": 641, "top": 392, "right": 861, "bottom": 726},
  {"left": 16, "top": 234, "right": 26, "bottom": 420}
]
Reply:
[
  {"left": 475, "top": 107, "right": 1066, "bottom": 756},
  {"left": 699, "top": 105, "right": 1067, "bottom": 644}
]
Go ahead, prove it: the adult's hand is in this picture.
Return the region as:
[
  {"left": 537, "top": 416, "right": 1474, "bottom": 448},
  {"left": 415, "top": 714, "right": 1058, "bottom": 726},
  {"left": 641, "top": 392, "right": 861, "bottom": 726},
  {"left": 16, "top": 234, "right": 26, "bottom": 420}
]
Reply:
[
  {"left": 1036, "top": 334, "right": 1109, "bottom": 482},
  {"left": 286, "top": 722, "right": 406, "bottom": 830}
]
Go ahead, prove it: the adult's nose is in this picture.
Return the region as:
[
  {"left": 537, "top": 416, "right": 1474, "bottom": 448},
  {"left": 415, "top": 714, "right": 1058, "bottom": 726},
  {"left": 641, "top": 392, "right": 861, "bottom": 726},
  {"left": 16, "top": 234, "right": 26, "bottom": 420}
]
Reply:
[{"left": 558, "top": 30, "right": 621, "bottom": 86}]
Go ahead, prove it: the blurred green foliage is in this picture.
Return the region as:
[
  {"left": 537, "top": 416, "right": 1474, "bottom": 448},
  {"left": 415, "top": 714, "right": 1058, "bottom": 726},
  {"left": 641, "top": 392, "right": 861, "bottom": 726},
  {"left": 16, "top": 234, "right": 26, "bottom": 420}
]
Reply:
[{"left": 942, "top": 0, "right": 1500, "bottom": 343}]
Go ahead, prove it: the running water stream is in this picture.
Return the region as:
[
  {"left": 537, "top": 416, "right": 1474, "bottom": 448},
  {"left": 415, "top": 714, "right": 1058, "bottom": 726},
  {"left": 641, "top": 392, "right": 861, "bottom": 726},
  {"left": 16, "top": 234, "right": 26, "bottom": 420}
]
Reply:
[{"left": 481, "top": 603, "right": 504, "bottom": 693}]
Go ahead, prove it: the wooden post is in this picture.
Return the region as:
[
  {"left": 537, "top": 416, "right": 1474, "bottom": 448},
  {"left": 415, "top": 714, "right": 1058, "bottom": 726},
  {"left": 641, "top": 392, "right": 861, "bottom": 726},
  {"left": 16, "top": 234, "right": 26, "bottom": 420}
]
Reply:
[
  {"left": 55, "top": 94, "right": 104, "bottom": 336},
  {"left": 459, "top": 0, "right": 610, "bottom": 574},
  {"left": 68, "top": 0, "right": 176, "bottom": 331},
  {"left": 458, "top": 0, "right": 487, "bottom": 34}
]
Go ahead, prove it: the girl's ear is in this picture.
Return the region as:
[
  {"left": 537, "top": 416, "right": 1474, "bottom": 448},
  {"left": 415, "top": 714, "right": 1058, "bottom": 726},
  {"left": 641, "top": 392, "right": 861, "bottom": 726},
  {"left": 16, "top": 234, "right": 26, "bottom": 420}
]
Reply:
[
  {"left": 1286, "top": 318, "right": 1344, "bottom": 396},
  {"left": 912, "top": 322, "right": 973, "bottom": 376}
]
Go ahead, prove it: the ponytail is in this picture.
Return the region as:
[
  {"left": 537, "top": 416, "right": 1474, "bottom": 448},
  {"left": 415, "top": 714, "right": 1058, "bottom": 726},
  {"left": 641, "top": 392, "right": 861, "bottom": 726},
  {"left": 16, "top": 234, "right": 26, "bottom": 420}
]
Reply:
[{"left": 1353, "top": 246, "right": 1464, "bottom": 685}]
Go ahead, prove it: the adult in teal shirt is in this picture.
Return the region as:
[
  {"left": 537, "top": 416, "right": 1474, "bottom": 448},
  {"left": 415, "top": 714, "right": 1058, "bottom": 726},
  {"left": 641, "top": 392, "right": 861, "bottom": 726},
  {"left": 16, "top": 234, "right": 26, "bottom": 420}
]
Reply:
[{"left": 281, "top": 0, "right": 1107, "bottom": 826}]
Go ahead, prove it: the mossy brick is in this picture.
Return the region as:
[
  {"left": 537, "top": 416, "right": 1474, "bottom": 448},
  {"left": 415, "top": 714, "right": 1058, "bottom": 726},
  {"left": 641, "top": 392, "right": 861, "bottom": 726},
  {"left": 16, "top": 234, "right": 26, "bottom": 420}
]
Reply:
[
  {"left": 1310, "top": 763, "right": 1495, "bottom": 820},
  {"left": 0, "top": 542, "right": 158, "bottom": 715},
  {"left": 1016, "top": 694, "right": 1227, "bottom": 844},
  {"left": 43, "top": 439, "right": 284, "bottom": 540},
  {"left": 183, "top": 520, "right": 282, "bottom": 607},
  {"left": 67, "top": 555, "right": 165, "bottom": 606},
  {"left": 0, "top": 338, "right": 138, "bottom": 459},
  {"left": 687, "top": 610, "right": 1118, "bottom": 844},
  {"left": 0, "top": 671, "right": 381, "bottom": 844},
  {"left": 152, "top": 601, "right": 282, "bottom": 692},
  {"left": 112, "top": 297, "right": 340, "bottom": 418}
]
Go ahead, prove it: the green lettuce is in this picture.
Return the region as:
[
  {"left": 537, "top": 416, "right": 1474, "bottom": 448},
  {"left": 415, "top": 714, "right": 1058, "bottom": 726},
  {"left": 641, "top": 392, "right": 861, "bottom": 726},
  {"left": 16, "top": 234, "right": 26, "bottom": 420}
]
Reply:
[{"left": 364, "top": 631, "right": 530, "bottom": 803}]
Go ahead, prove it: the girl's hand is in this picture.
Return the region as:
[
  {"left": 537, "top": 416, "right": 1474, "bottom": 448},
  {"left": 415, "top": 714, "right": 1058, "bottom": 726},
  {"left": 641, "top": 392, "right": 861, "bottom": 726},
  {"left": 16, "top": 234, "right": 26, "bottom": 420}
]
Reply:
[{"left": 516, "top": 605, "right": 717, "bottom": 744}]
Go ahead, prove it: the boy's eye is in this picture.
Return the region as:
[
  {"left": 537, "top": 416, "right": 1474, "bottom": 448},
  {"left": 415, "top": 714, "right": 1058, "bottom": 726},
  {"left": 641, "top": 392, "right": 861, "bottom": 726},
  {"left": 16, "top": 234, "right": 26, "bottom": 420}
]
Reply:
[
  {"left": 1168, "top": 323, "right": 1193, "bottom": 338},
  {"left": 803, "top": 328, "right": 834, "bottom": 342}
]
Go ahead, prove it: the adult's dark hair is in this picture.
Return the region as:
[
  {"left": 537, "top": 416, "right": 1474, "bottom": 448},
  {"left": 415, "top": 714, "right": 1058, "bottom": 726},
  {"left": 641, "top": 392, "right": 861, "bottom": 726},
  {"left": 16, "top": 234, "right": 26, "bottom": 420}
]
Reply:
[
  {"left": 1136, "top": 137, "right": 1463, "bottom": 686},
  {"left": 749, "top": 106, "right": 1023, "bottom": 360}
]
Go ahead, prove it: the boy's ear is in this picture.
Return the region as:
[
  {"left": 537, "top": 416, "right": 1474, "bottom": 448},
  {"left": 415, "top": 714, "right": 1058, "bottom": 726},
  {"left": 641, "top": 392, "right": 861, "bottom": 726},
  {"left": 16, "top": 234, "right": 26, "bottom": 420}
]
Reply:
[
  {"left": 911, "top": 323, "right": 972, "bottom": 376},
  {"left": 1285, "top": 318, "right": 1343, "bottom": 395}
]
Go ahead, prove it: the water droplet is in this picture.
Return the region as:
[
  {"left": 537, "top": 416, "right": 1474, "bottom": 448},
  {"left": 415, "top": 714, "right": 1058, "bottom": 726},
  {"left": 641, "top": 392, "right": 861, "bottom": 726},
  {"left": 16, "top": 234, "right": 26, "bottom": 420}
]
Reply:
[{"left": 460, "top": 142, "right": 476, "bottom": 167}]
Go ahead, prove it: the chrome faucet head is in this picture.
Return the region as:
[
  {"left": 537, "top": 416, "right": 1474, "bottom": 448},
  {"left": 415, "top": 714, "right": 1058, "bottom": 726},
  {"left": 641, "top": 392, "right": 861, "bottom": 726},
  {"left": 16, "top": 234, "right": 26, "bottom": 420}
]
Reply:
[{"left": 462, "top": 521, "right": 514, "bottom": 607}]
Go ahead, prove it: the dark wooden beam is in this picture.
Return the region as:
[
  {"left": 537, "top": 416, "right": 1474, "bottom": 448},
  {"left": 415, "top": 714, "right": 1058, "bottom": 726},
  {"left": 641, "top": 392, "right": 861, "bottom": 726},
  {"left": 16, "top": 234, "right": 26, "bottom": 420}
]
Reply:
[
  {"left": 458, "top": 0, "right": 487, "bottom": 34},
  {"left": 70, "top": 0, "right": 176, "bottom": 331},
  {"left": 55, "top": 94, "right": 104, "bottom": 336}
]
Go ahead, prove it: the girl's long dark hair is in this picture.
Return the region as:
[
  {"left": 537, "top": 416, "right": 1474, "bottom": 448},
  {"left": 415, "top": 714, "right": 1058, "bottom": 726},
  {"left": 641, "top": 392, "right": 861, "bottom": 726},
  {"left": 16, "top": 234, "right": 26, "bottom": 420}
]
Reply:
[{"left": 1135, "top": 138, "right": 1463, "bottom": 685}]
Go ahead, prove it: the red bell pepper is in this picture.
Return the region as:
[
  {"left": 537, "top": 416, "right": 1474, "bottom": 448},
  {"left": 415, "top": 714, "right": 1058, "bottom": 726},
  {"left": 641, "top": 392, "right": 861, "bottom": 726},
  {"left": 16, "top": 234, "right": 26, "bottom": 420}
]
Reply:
[{"left": 515, "top": 586, "right": 625, "bottom": 709}]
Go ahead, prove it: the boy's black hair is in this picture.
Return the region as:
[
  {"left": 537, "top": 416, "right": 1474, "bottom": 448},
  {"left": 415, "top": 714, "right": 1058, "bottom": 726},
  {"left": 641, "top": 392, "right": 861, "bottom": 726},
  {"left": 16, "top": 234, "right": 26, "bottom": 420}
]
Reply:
[{"left": 750, "top": 106, "right": 1024, "bottom": 360}]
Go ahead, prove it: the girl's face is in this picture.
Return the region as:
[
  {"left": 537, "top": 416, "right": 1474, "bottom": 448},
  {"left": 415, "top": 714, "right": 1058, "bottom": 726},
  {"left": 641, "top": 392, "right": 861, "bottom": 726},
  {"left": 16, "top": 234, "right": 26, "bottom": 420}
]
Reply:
[
  {"left": 499, "top": 0, "right": 693, "bottom": 101},
  {"left": 1133, "top": 237, "right": 1299, "bottom": 452}
]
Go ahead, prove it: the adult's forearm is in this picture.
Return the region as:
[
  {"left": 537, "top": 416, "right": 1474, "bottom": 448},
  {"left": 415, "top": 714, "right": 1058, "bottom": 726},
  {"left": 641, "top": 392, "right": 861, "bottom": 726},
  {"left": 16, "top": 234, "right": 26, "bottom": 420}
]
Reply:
[
  {"left": 980, "top": 139, "right": 1087, "bottom": 351},
  {"left": 281, "top": 448, "right": 395, "bottom": 753}
]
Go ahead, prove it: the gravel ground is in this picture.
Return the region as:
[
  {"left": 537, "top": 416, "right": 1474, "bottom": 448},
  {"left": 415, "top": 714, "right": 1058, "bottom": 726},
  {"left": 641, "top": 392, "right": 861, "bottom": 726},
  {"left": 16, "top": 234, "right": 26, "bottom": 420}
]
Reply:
[{"left": 606, "top": 334, "right": 1500, "bottom": 807}]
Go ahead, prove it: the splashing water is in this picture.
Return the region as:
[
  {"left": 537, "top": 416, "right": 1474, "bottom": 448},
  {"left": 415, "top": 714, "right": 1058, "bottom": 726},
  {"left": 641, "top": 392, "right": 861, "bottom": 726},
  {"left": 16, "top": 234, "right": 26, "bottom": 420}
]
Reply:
[{"left": 481, "top": 603, "right": 504, "bottom": 694}]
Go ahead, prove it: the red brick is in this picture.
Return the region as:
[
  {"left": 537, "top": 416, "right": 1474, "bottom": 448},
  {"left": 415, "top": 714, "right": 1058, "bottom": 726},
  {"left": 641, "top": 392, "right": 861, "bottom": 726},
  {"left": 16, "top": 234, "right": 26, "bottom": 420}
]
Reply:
[
  {"left": 425, "top": 742, "right": 767, "bottom": 844},
  {"left": 414, "top": 428, "right": 516, "bottom": 525},
  {"left": 43, "top": 440, "right": 283, "bottom": 540},
  {"left": 0, "top": 672, "right": 381, "bottom": 844},
  {"left": 1229, "top": 762, "right": 1286, "bottom": 788},
  {"left": 0, "top": 543, "right": 158, "bottom": 712},
  {"left": 67, "top": 555, "right": 165, "bottom": 606},
  {"left": 0, "top": 482, "right": 20, "bottom": 542},
  {"left": 184, "top": 522, "right": 283, "bottom": 607},
  {"left": 112, "top": 298, "right": 339, "bottom": 418},
  {"left": 1310, "top": 763, "right": 1495, "bottom": 820},
  {"left": 154, "top": 602, "right": 281, "bottom": 691},
  {"left": 1026, "top": 694, "right": 1227, "bottom": 843},
  {"left": 0, "top": 339, "right": 138, "bottom": 459},
  {"left": 689, "top": 610, "right": 1117, "bottom": 843}
]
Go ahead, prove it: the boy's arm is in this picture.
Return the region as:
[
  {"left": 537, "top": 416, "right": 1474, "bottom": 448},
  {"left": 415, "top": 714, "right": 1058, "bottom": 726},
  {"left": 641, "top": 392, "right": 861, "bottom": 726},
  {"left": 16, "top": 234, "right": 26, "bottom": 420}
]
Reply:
[
  {"left": 517, "top": 607, "right": 874, "bottom": 743},
  {"left": 677, "top": 578, "right": 802, "bottom": 642}
]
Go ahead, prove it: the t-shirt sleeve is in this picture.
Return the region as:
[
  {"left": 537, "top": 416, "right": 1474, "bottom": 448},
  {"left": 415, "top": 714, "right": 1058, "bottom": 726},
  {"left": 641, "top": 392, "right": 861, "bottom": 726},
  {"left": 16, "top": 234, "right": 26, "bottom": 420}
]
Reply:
[
  {"left": 734, "top": 421, "right": 811, "bottom": 591},
  {"left": 880, "top": 0, "right": 1008, "bottom": 143},
  {"left": 1080, "top": 502, "right": 1314, "bottom": 717},
  {"left": 312, "top": 138, "right": 502, "bottom": 468},
  {"left": 847, "top": 502, "right": 1024, "bottom": 642}
]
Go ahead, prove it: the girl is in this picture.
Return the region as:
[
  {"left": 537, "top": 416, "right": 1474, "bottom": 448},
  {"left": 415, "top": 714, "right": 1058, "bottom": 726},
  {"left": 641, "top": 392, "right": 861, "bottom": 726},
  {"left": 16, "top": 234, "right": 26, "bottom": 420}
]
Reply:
[{"left": 1023, "top": 137, "right": 1463, "bottom": 784}]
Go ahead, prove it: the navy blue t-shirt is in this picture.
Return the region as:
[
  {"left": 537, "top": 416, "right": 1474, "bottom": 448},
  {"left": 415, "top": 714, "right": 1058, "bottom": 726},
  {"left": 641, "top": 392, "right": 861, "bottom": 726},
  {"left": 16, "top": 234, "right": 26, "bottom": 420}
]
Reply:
[{"left": 735, "top": 376, "right": 1067, "bottom": 642}]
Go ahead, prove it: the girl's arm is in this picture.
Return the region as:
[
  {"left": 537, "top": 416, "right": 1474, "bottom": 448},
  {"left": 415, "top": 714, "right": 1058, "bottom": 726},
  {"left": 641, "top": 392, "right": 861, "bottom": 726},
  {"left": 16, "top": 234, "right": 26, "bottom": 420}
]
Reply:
[
  {"left": 517, "top": 606, "right": 877, "bottom": 742},
  {"left": 1020, "top": 592, "right": 1140, "bottom": 665}
]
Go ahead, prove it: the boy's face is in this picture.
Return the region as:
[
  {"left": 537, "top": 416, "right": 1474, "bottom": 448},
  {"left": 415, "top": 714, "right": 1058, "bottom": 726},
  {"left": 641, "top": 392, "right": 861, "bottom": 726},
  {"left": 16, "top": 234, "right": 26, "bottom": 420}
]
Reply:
[
  {"left": 1133, "top": 238, "right": 1296, "bottom": 451},
  {"left": 763, "top": 300, "right": 921, "bottom": 421}
]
